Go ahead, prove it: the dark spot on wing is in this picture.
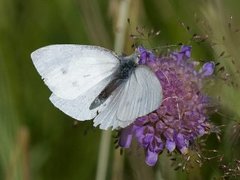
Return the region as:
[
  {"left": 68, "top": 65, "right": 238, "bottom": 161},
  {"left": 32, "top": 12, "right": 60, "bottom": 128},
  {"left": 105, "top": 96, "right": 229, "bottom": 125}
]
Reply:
[
  {"left": 72, "top": 81, "right": 78, "bottom": 86},
  {"left": 83, "top": 74, "right": 91, "bottom": 78},
  {"left": 61, "top": 68, "right": 67, "bottom": 74}
]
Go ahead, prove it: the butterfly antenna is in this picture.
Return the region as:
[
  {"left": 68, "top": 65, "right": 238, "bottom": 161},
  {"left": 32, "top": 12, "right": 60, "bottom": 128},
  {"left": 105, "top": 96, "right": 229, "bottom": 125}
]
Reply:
[
  {"left": 151, "top": 44, "right": 182, "bottom": 52},
  {"left": 157, "top": 69, "right": 182, "bottom": 120},
  {"left": 162, "top": 96, "right": 182, "bottom": 121},
  {"left": 157, "top": 70, "right": 170, "bottom": 84},
  {"left": 176, "top": 101, "right": 181, "bottom": 121}
]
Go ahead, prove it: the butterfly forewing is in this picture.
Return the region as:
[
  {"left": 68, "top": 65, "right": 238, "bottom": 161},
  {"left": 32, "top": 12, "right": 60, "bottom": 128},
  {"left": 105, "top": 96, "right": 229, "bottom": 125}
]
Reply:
[
  {"left": 31, "top": 45, "right": 120, "bottom": 100},
  {"left": 117, "top": 65, "right": 162, "bottom": 121},
  {"left": 93, "top": 65, "right": 162, "bottom": 130}
]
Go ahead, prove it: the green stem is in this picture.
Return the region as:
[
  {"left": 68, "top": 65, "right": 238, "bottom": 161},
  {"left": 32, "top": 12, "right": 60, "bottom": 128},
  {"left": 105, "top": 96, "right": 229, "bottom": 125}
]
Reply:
[
  {"left": 95, "top": 1, "right": 132, "bottom": 180},
  {"left": 95, "top": 130, "right": 112, "bottom": 180},
  {"left": 114, "top": 0, "right": 132, "bottom": 54}
]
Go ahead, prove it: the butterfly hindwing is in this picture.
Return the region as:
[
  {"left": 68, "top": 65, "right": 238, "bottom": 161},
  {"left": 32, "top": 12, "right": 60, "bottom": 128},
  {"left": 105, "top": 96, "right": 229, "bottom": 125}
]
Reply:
[{"left": 49, "top": 76, "right": 113, "bottom": 121}]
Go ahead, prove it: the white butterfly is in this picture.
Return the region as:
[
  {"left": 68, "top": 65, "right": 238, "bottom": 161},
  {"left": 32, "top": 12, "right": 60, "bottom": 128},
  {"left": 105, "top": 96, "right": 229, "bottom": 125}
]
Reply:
[{"left": 31, "top": 45, "right": 163, "bottom": 130}]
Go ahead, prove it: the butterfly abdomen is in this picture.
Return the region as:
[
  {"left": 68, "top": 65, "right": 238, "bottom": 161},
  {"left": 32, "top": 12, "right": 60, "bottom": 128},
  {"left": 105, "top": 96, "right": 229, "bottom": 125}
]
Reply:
[
  {"left": 89, "top": 57, "right": 137, "bottom": 110},
  {"left": 89, "top": 78, "right": 124, "bottom": 110}
]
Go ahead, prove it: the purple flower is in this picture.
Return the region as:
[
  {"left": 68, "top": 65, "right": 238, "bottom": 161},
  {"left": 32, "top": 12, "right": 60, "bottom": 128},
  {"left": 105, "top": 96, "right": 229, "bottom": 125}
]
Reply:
[
  {"left": 199, "top": 62, "right": 215, "bottom": 77},
  {"left": 118, "top": 45, "right": 214, "bottom": 166},
  {"left": 171, "top": 45, "right": 192, "bottom": 61},
  {"left": 137, "top": 46, "right": 155, "bottom": 65}
]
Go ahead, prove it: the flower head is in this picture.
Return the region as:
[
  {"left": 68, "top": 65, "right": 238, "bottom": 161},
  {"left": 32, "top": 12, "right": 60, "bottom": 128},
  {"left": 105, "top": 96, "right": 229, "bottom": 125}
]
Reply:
[{"left": 119, "top": 45, "right": 215, "bottom": 166}]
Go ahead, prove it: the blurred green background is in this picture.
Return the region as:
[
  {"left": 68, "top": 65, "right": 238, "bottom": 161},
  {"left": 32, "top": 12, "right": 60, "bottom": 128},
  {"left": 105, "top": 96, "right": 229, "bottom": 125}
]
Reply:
[{"left": 1, "top": 0, "right": 240, "bottom": 179}]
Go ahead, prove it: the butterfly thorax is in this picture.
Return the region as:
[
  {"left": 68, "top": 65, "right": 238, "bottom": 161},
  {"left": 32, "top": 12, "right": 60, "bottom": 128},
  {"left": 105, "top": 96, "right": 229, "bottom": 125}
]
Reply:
[
  {"left": 89, "top": 54, "right": 138, "bottom": 110},
  {"left": 118, "top": 58, "right": 137, "bottom": 79}
]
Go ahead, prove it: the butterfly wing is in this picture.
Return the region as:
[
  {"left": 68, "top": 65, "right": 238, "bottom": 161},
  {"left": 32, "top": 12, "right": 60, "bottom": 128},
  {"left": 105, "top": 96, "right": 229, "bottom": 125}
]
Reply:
[
  {"left": 31, "top": 45, "right": 120, "bottom": 100},
  {"left": 93, "top": 84, "right": 125, "bottom": 129},
  {"left": 49, "top": 76, "right": 112, "bottom": 120},
  {"left": 94, "top": 65, "right": 163, "bottom": 130},
  {"left": 117, "top": 65, "right": 162, "bottom": 120}
]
